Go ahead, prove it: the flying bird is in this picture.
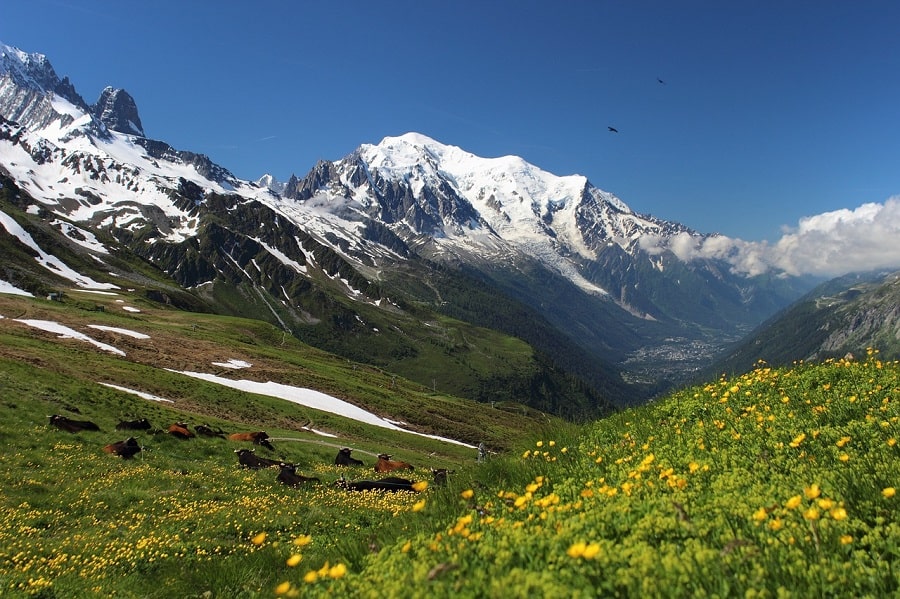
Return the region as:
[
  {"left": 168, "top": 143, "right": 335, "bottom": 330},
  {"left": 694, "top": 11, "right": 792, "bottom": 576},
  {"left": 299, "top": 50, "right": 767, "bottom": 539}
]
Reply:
[
  {"left": 608, "top": 126, "right": 618, "bottom": 133},
  {"left": 657, "top": 77, "right": 666, "bottom": 85}
]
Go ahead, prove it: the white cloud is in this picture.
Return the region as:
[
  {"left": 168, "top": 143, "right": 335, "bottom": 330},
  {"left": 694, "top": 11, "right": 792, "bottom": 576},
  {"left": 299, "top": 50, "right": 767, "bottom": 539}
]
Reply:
[{"left": 640, "top": 197, "right": 900, "bottom": 277}]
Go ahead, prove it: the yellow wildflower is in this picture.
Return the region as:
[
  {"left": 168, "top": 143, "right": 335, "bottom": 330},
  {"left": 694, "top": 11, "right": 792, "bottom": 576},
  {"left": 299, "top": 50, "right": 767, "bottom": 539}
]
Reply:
[
  {"left": 412, "top": 481, "right": 429, "bottom": 492},
  {"left": 286, "top": 554, "right": 303, "bottom": 567},
  {"left": 836, "top": 436, "right": 851, "bottom": 448},
  {"left": 804, "top": 484, "right": 821, "bottom": 499},
  {"left": 830, "top": 507, "right": 847, "bottom": 520},
  {"left": 567, "top": 542, "right": 586, "bottom": 558},
  {"left": 817, "top": 498, "right": 835, "bottom": 510},
  {"left": 752, "top": 507, "right": 768, "bottom": 522},
  {"left": 293, "top": 535, "right": 312, "bottom": 547},
  {"left": 328, "top": 563, "right": 347, "bottom": 579},
  {"left": 412, "top": 500, "right": 426, "bottom": 512},
  {"left": 401, "top": 541, "right": 412, "bottom": 553},
  {"left": 803, "top": 507, "right": 820, "bottom": 521},
  {"left": 275, "top": 581, "right": 292, "bottom": 595},
  {"left": 840, "top": 535, "right": 853, "bottom": 545},
  {"left": 461, "top": 489, "right": 475, "bottom": 499},
  {"left": 768, "top": 518, "right": 784, "bottom": 531},
  {"left": 883, "top": 487, "right": 896, "bottom": 499},
  {"left": 785, "top": 495, "right": 803, "bottom": 509},
  {"left": 583, "top": 543, "right": 601, "bottom": 559},
  {"left": 251, "top": 532, "right": 267, "bottom": 546},
  {"left": 303, "top": 571, "right": 318, "bottom": 584},
  {"left": 789, "top": 433, "right": 806, "bottom": 448}
]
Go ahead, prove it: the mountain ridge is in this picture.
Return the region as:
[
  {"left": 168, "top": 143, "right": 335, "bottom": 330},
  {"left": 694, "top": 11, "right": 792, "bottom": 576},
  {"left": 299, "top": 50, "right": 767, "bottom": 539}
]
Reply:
[{"left": 0, "top": 40, "right": 818, "bottom": 414}]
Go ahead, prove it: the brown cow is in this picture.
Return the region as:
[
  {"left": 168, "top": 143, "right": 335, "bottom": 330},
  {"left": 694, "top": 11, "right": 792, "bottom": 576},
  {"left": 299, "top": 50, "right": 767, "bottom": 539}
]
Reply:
[
  {"left": 49, "top": 414, "right": 100, "bottom": 433},
  {"left": 374, "top": 453, "right": 414, "bottom": 473},
  {"left": 168, "top": 422, "right": 194, "bottom": 439},
  {"left": 228, "top": 431, "right": 274, "bottom": 450},
  {"left": 103, "top": 437, "right": 142, "bottom": 459}
]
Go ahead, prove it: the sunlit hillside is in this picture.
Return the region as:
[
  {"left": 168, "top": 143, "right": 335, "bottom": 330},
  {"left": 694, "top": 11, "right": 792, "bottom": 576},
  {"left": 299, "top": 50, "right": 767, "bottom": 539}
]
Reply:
[{"left": 1, "top": 295, "right": 897, "bottom": 598}]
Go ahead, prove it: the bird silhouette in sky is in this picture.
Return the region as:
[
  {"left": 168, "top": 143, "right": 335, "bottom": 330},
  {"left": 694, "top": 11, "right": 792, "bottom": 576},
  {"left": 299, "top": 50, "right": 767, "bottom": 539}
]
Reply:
[
  {"left": 657, "top": 77, "right": 666, "bottom": 84},
  {"left": 608, "top": 126, "right": 618, "bottom": 133}
]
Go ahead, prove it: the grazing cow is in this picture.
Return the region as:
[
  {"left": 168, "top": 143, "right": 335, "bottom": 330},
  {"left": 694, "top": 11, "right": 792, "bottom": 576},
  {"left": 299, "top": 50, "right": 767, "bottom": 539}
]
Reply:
[
  {"left": 103, "top": 437, "right": 142, "bottom": 459},
  {"left": 335, "top": 476, "right": 418, "bottom": 492},
  {"left": 375, "top": 453, "right": 414, "bottom": 473},
  {"left": 228, "top": 431, "right": 274, "bottom": 450},
  {"left": 276, "top": 462, "right": 320, "bottom": 487},
  {"left": 334, "top": 447, "right": 364, "bottom": 466},
  {"left": 49, "top": 414, "right": 100, "bottom": 433},
  {"left": 168, "top": 422, "right": 194, "bottom": 439},
  {"left": 194, "top": 424, "right": 226, "bottom": 438},
  {"left": 116, "top": 418, "right": 151, "bottom": 431},
  {"left": 234, "top": 448, "right": 280, "bottom": 470}
]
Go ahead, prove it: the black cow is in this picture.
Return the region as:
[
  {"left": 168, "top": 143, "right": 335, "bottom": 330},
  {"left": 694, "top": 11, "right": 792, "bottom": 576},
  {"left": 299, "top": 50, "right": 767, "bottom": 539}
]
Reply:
[
  {"left": 431, "top": 468, "right": 454, "bottom": 485},
  {"left": 49, "top": 414, "right": 100, "bottom": 433},
  {"left": 234, "top": 448, "right": 280, "bottom": 470},
  {"left": 103, "top": 437, "right": 142, "bottom": 459},
  {"left": 276, "top": 462, "right": 320, "bottom": 487},
  {"left": 335, "top": 476, "right": 418, "bottom": 492},
  {"left": 116, "top": 418, "right": 151, "bottom": 431},
  {"left": 334, "top": 447, "right": 364, "bottom": 466},
  {"left": 194, "top": 424, "right": 226, "bottom": 438}
]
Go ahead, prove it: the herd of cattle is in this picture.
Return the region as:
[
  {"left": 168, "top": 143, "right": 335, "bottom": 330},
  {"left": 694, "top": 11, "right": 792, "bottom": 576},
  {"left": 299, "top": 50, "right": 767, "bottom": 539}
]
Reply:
[{"left": 49, "top": 414, "right": 449, "bottom": 492}]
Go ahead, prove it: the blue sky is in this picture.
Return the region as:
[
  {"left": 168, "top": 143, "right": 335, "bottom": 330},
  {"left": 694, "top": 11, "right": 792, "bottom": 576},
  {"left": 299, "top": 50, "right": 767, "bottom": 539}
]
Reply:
[{"left": 3, "top": 0, "right": 900, "bottom": 248}]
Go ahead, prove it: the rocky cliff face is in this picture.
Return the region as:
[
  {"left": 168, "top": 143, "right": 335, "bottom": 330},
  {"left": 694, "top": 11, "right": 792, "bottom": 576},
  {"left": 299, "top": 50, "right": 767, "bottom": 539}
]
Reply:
[{"left": 92, "top": 87, "right": 144, "bottom": 136}]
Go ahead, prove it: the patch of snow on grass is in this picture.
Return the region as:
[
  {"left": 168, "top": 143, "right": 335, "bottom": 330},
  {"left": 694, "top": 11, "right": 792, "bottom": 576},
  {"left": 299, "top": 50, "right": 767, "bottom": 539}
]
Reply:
[
  {"left": 172, "top": 369, "right": 475, "bottom": 447},
  {"left": 87, "top": 325, "right": 150, "bottom": 339},
  {"left": 100, "top": 383, "right": 174, "bottom": 403},
  {"left": 15, "top": 319, "right": 125, "bottom": 356},
  {"left": 212, "top": 359, "right": 252, "bottom": 369}
]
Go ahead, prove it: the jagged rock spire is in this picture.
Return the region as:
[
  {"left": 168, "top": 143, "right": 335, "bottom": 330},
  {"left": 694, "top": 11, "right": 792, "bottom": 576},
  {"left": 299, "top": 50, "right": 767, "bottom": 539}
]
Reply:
[{"left": 92, "top": 86, "right": 144, "bottom": 136}]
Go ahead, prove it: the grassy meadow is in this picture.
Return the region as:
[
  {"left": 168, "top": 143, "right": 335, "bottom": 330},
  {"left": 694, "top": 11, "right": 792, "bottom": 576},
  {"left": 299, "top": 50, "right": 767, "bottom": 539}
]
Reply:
[{"left": 0, "top": 292, "right": 898, "bottom": 597}]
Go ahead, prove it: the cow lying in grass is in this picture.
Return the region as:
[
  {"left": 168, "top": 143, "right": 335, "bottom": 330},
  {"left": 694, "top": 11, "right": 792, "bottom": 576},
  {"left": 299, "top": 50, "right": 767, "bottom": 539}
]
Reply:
[
  {"left": 276, "top": 463, "right": 320, "bottom": 487},
  {"left": 103, "top": 437, "right": 141, "bottom": 459},
  {"left": 335, "top": 476, "right": 419, "bottom": 492},
  {"left": 374, "top": 453, "right": 414, "bottom": 473},
  {"left": 234, "top": 448, "right": 280, "bottom": 470},
  {"left": 49, "top": 414, "right": 100, "bottom": 433},
  {"left": 228, "top": 431, "right": 274, "bottom": 451},
  {"left": 334, "top": 447, "right": 364, "bottom": 466}
]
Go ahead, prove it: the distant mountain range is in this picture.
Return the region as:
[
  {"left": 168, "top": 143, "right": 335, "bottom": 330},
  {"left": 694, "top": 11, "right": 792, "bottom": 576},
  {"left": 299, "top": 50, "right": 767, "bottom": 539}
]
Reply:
[{"left": 2, "top": 40, "right": 858, "bottom": 416}]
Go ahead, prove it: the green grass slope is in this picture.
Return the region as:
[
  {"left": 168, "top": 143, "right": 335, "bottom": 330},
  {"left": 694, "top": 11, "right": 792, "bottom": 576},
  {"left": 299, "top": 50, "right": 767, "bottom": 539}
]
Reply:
[{"left": 1, "top": 288, "right": 897, "bottom": 597}]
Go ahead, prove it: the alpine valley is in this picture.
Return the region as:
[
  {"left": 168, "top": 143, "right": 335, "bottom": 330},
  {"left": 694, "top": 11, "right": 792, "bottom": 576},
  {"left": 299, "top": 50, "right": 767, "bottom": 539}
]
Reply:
[{"left": 0, "top": 41, "right": 819, "bottom": 417}]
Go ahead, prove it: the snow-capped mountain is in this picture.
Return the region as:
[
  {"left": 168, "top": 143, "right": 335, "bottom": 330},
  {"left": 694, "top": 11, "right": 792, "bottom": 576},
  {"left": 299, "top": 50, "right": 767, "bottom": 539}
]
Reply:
[{"left": 0, "top": 40, "right": 814, "bottom": 409}]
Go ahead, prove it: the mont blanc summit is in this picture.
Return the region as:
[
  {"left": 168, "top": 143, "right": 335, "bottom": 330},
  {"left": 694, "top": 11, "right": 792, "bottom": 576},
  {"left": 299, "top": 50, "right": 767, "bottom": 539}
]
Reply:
[{"left": 0, "top": 40, "right": 813, "bottom": 411}]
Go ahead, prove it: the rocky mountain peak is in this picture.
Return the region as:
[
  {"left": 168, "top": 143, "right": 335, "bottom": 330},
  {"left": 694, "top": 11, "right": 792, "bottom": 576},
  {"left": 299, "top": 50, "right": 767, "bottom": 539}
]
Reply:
[{"left": 92, "top": 86, "right": 144, "bottom": 136}]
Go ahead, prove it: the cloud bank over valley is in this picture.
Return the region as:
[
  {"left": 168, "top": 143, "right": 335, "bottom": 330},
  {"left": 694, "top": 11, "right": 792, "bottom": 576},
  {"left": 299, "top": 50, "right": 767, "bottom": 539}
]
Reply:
[{"left": 641, "top": 197, "right": 900, "bottom": 277}]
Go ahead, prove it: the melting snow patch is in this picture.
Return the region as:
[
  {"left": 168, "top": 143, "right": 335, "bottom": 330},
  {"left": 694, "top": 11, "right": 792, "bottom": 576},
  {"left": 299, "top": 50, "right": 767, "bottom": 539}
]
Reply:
[
  {"left": 100, "top": 383, "right": 174, "bottom": 403},
  {"left": 0, "top": 279, "right": 33, "bottom": 296},
  {"left": 212, "top": 359, "right": 252, "bottom": 369},
  {"left": 170, "top": 369, "right": 475, "bottom": 447},
  {"left": 301, "top": 426, "right": 338, "bottom": 438},
  {"left": 15, "top": 319, "right": 125, "bottom": 356},
  {"left": 122, "top": 306, "right": 141, "bottom": 313},
  {"left": 87, "top": 325, "right": 150, "bottom": 339}
]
